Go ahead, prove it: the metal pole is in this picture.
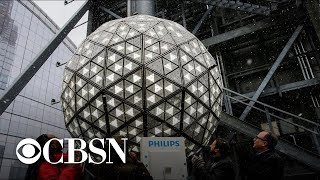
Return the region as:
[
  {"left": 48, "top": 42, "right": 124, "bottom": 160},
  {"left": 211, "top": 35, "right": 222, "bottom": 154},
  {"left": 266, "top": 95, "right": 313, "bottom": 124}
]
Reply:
[
  {"left": 181, "top": 2, "right": 187, "bottom": 29},
  {"left": 192, "top": 5, "right": 214, "bottom": 35},
  {"left": 127, "top": 0, "right": 131, "bottom": 17},
  {"left": 265, "top": 107, "right": 274, "bottom": 134},
  {"left": 0, "top": 0, "right": 91, "bottom": 116},
  {"left": 135, "top": 0, "right": 155, "bottom": 16},
  {"left": 239, "top": 25, "right": 303, "bottom": 121}
]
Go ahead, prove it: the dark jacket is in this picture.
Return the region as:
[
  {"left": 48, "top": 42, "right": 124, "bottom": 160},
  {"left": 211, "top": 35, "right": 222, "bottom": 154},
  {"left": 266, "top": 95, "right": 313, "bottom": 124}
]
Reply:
[
  {"left": 245, "top": 150, "right": 284, "bottom": 180},
  {"left": 194, "top": 156, "right": 235, "bottom": 180}
]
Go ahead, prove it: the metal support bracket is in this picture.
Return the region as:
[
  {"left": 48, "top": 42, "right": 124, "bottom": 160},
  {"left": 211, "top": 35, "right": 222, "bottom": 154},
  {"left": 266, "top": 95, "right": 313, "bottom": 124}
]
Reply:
[
  {"left": 239, "top": 25, "right": 304, "bottom": 121},
  {"left": 99, "top": 6, "right": 122, "bottom": 19},
  {"left": 0, "top": 0, "right": 91, "bottom": 116},
  {"left": 192, "top": 5, "right": 214, "bottom": 35}
]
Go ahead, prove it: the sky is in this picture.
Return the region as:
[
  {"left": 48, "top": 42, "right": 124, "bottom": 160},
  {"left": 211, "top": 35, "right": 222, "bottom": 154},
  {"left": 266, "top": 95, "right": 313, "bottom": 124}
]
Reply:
[{"left": 33, "top": 0, "right": 88, "bottom": 47}]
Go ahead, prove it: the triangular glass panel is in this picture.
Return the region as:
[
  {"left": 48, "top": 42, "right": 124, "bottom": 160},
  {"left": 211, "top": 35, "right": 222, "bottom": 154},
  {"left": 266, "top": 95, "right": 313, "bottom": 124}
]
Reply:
[
  {"left": 145, "top": 41, "right": 160, "bottom": 54},
  {"left": 105, "top": 95, "right": 121, "bottom": 111},
  {"left": 76, "top": 56, "right": 90, "bottom": 70},
  {"left": 68, "top": 120, "right": 80, "bottom": 137},
  {"left": 145, "top": 70, "right": 161, "bottom": 87},
  {"left": 161, "top": 33, "right": 176, "bottom": 45},
  {"left": 167, "top": 93, "right": 182, "bottom": 109},
  {"left": 108, "top": 58, "right": 123, "bottom": 76},
  {"left": 147, "top": 116, "right": 162, "bottom": 130},
  {"left": 127, "top": 36, "right": 142, "bottom": 49},
  {"left": 126, "top": 70, "right": 143, "bottom": 87},
  {"left": 145, "top": 28, "right": 159, "bottom": 38},
  {"left": 78, "top": 118, "right": 90, "bottom": 132},
  {"left": 154, "top": 22, "right": 168, "bottom": 38},
  {"left": 179, "top": 50, "right": 192, "bottom": 66},
  {"left": 166, "top": 68, "right": 182, "bottom": 85},
  {"left": 116, "top": 23, "right": 130, "bottom": 39},
  {"left": 123, "top": 58, "right": 139, "bottom": 75},
  {"left": 166, "top": 113, "right": 180, "bottom": 129},
  {"left": 150, "top": 103, "right": 165, "bottom": 121},
  {"left": 92, "top": 95, "right": 104, "bottom": 111},
  {"left": 127, "top": 50, "right": 142, "bottom": 63},
  {"left": 126, "top": 28, "right": 140, "bottom": 39},
  {"left": 92, "top": 31, "right": 113, "bottom": 46},
  {"left": 182, "top": 69, "right": 195, "bottom": 85},
  {"left": 89, "top": 105, "right": 104, "bottom": 123},
  {"left": 79, "top": 63, "right": 90, "bottom": 78},
  {"left": 129, "top": 116, "right": 143, "bottom": 129},
  {"left": 87, "top": 84, "right": 99, "bottom": 99},
  {"left": 108, "top": 115, "right": 124, "bottom": 132},
  {"left": 189, "top": 39, "right": 201, "bottom": 57},
  {"left": 146, "top": 58, "right": 163, "bottom": 75},
  {"left": 105, "top": 70, "right": 121, "bottom": 85},
  {"left": 163, "top": 49, "right": 179, "bottom": 65},
  {"left": 92, "top": 50, "right": 106, "bottom": 68},
  {"left": 183, "top": 60, "right": 196, "bottom": 76},
  {"left": 195, "top": 53, "right": 207, "bottom": 67},
  {"left": 125, "top": 42, "right": 140, "bottom": 55},
  {"left": 104, "top": 23, "right": 120, "bottom": 33},
  {"left": 163, "top": 58, "right": 178, "bottom": 75},
  {"left": 185, "top": 102, "right": 197, "bottom": 119},
  {"left": 163, "top": 80, "right": 179, "bottom": 97},
  {"left": 144, "top": 50, "right": 159, "bottom": 63},
  {"left": 77, "top": 83, "right": 89, "bottom": 101},
  {"left": 76, "top": 94, "right": 87, "bottom": 110},
  {"left": 165, "top": 102, "right": 180, "bottom": 120},
  {"left": 194, "top": 61, "right": 206, "bottom": 76},
  {"left": 110, "top": 42, "right": 125, "bottom": 54},
  {"left": 126, "top": 90, "right": 143, "bottom": 109},
  {"left": 204, "top": 52, "right": 216, "bottom": 67},
  {"left": 90, "top": 70, "right": 104, "bottom": 87},
  {"left": 200, "top": 92, "right": 210, "bottom": 107},
  {"left": 146, "top": 90, "right": 162, "bottom": 108},
  {"left": 124, "top": 104, "right": 140, "bottom": 121},
  {"left": 109, "top": 81, "right": 124, "bottom": 98},
  {"left": 109, "top": 34, "right": 124, "bottom": 46},
  {"left": 124, "top": 80, "right": 141, "bottom": 98},
  {"left": 163, "top": 124, "right": 174, "bottom": 136},
  {"left": 160, "top": 41, "right": 175, "bottom": 55},
  {"left": 89, "top": 62, "right": 103, "bottom": 77},
  {"left": 109, "top": 103, "right": 125, "bottom": 121},
  {"left": 147, "top": 79, "right": 164, "bottom": 97},
  {"left": 106, "top": 51, "right": 122, "bottom": 66}
]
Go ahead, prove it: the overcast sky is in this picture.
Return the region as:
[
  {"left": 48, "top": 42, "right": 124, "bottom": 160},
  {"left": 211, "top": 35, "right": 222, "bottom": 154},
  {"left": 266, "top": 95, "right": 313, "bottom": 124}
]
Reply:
[{"left": 33, "top": 0, "right": 88, "bottom": 47}]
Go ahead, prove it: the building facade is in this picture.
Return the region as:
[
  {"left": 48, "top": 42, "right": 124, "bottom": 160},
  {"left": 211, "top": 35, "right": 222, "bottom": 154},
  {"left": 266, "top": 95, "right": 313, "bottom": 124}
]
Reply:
[{"left": 0, "top": 0, "right": 76, "bottom": 179}]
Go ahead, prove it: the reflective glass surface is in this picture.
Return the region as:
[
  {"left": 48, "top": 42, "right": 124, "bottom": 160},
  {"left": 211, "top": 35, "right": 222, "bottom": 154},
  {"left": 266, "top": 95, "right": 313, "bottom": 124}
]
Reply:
[{"left": 0, "top": 1, "right": 76, "bottom": 179}]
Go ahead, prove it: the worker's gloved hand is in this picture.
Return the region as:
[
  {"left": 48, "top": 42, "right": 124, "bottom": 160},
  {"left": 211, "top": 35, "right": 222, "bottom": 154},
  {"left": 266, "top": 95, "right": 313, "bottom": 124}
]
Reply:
[{"left": 191, "top": 155, "right": 205, "bottom": 169}]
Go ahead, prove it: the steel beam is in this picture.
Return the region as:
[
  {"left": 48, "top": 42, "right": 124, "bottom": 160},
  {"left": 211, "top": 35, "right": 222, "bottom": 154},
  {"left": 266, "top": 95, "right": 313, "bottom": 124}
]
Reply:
[
  {"left": 201, "top": 20, "right": 272, "bottom": 47},
  {"left": 239, "top": 25, "right": 304, "bottom": 121},
  {"left": 232, "top": 78, "right": 320, "bottom": 102},
  {"left": 99, "top": 6, "right": 122, "bottom": 19},
  {"left": 181, "top": 2, "right": 187, "bottom": 29},
  {"left": 0, "top": 0, "right": 91, "bottom": 116},
  {"left": 192, "top": 5, "right": 214, "bottom": 35}
]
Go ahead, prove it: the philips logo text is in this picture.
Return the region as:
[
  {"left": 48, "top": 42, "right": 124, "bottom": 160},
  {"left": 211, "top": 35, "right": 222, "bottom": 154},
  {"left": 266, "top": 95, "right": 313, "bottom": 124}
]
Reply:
[{"left": 148, "top": 140, "right": 180, "bottom": 147}]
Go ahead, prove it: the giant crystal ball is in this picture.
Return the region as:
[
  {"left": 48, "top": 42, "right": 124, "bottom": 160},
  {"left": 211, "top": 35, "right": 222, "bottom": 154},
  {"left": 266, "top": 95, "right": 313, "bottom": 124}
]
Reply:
[{"left": 61, "top": 15, "right": 223, "bottom": 154}]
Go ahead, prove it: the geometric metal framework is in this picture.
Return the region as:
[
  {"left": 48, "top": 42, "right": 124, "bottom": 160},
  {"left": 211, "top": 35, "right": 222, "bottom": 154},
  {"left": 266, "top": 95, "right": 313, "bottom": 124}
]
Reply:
[{"left": 61, "top": 15, "right": 223, "bottom": 154}]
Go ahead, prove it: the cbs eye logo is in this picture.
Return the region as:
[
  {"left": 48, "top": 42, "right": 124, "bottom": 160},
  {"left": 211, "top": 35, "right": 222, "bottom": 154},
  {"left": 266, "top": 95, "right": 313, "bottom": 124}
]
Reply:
[{"left": 16, "top": 138, "right": 41, "bottom": 164}]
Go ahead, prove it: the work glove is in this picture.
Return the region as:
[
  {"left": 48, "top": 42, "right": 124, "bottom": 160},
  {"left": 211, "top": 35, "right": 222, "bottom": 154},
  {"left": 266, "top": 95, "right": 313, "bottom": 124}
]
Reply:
[{"left": 191, "top": 155, "right": 205, "bottom": 169}]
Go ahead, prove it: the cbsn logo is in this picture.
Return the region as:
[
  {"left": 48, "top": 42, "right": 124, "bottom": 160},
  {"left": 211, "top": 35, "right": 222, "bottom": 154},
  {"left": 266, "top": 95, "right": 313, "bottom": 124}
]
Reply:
[
  {"left": 16, "top": 138, "right": 127, "bottom": 165},
  {"left": 148, "top": 140, "right": 180, "bottom": 147}
]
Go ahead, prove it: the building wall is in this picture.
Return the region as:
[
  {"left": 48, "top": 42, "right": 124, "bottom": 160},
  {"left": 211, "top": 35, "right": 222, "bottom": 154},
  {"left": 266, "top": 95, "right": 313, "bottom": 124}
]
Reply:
[{"left": 0, "top": 1, "right": 76, "bottom": 179}]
